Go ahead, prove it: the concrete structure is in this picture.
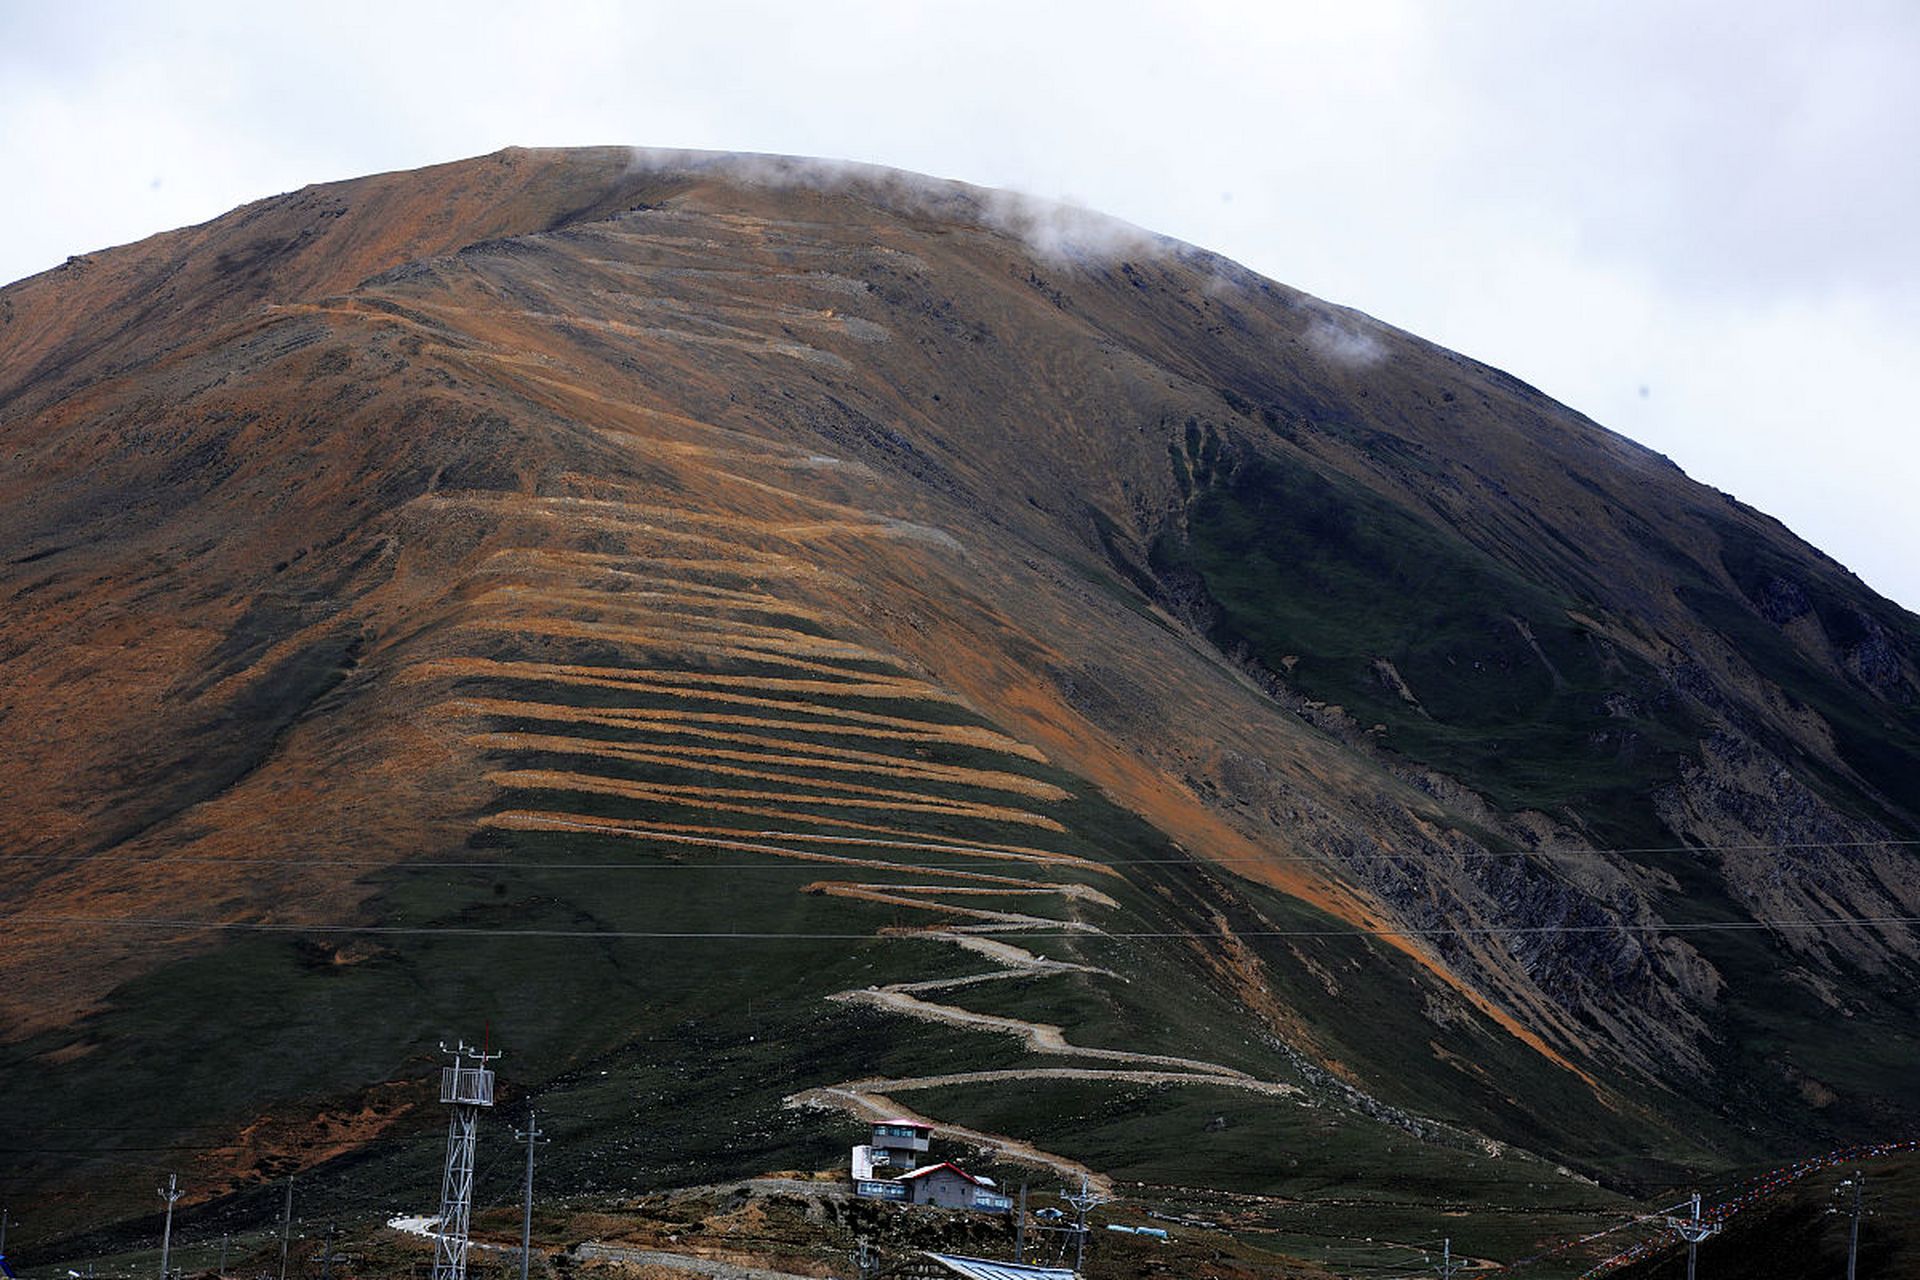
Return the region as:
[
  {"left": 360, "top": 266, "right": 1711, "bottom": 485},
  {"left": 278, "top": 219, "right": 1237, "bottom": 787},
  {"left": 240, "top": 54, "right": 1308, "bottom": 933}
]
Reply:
[
  {"left": 853, "top": 1118, "right": 932, "bottom": 1180},
  {"left": 854, "top": 1176, "right": 908, "bottom": 1202}
]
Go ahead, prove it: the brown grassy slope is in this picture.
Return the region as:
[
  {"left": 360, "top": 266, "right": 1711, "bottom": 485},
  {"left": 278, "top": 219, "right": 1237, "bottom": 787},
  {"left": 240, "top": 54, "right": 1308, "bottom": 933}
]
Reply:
[{"left": 0, "top": 147, "right": 674, "bottom": 412}]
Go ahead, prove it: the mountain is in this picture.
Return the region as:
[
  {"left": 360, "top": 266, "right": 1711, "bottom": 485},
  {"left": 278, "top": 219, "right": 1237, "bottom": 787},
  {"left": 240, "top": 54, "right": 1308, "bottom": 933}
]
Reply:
[{"left": 3, "top": 147, "right": 1916, "bottom": 1264}]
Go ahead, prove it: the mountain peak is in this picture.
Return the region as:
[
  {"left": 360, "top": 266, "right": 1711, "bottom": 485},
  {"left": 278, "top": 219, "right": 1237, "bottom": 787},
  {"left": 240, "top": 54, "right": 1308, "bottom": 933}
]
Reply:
[{"left": 4, "top": 148, "right": 1916, "bottom": 1258}]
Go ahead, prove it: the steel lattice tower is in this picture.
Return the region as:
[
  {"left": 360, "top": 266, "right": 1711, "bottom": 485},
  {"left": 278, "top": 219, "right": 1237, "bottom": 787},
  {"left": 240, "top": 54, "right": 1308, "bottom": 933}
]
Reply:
[{"left": 433, "top": 1040, "right": 499, "bottom": 1280}]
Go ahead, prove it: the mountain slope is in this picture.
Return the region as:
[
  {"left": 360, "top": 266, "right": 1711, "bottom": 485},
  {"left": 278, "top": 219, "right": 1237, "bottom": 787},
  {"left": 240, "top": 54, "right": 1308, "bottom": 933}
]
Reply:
[{"left": 2, "top": 147, "right": 1916, "bottom": 1256}]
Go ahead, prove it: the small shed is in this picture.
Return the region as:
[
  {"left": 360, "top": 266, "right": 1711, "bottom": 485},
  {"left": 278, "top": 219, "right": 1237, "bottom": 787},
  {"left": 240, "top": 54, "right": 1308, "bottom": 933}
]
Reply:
[{"left": 895, "top": 1163, "right": 1013, "bottom": 1213}]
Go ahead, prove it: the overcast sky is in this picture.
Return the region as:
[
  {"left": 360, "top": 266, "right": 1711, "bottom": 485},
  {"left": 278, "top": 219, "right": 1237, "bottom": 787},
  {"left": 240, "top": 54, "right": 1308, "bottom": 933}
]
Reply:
[{"left": 3, "top": 1, "right": 1915, "bottom": 609}]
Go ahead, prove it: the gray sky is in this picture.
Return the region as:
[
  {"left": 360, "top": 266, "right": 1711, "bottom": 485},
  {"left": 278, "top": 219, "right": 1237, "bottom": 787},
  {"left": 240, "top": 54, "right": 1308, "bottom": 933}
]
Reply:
[{"left": 4, "top": 0, "right": 1915, "bottom": 610}]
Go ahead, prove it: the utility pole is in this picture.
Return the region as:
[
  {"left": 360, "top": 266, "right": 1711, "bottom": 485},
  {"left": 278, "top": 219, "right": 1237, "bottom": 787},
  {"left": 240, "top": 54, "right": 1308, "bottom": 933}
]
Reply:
[
  {"left": 433, "top": 1039, "right": 500, "bottom": 1280},
  {"left": 157, "top": 1174, "right": 182, "bottom": 1280},
  {"left": 1014, "top": 1183, "right": 1028, "bottom": 1264},
  {"left": 318, "top": 1223, "right": 336, "bottom": 1280},
  {"left": 219, "top": 1231, "right": 229, "bottom": 1278},
  {"left": 1433, "top": 1236, "right": 1461, "bottom": 1280},
  {"left": 512, "top": 1108, "right": 547, "bottom": 1280},
  {"left": 278, "top": 1176, "right": 295, "bottom": 1280},
  {"left": 1841, "top": 1171, "right": 1865, "bottom": 1280},
  {"left": 1, "top": 1206, "right": 10, "bottom": 1259},
  {"left": 1061, "top": 1174, "right": 1115, "bottom": 1276},
  {"left": 1667, "top": 1191, "right": 1719, "bottom": 1280}
]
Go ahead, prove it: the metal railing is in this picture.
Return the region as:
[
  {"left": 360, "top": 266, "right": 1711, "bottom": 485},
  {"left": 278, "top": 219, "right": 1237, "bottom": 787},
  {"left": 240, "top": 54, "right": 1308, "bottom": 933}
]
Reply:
[{"left": 441, "top": 1066, "right": 496, "bottom": 1106}]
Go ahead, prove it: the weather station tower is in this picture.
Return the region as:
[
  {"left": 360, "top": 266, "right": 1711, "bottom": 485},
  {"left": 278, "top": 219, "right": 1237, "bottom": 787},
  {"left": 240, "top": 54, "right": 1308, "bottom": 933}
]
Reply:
[{"left": 433, "top": 1040, "right": 500, "bottom": 1280}]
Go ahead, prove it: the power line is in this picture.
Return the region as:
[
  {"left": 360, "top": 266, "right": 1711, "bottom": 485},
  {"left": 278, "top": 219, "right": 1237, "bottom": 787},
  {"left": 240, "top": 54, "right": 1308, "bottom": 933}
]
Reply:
[
  {"left": 6, "top": 1125, "right": 251, "bottom": 1133},
  {"left": 9, "top": 912, "right": 1920, "bottom": 942},
  {"left": 0, "top": 1145, "right": 439, "bottom": 1160},
  {"left": 2, "top": 836, "right": 1914, "bottom": 872},
  {"left": 1494, "top": 1197, "right": 1701, "bottom": 1273},
  {"left": 2, "top": 1135, "right": 449, "bottom": 1157},
  {"left": 0, "top": 1151, "right": 251, "bottom": 1159}
]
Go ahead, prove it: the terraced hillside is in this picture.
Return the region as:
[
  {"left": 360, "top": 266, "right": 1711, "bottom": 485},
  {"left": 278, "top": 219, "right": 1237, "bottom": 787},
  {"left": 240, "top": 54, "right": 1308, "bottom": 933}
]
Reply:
[{"left": 2, "top": 148, "right": 1916, "bottom": 1263}]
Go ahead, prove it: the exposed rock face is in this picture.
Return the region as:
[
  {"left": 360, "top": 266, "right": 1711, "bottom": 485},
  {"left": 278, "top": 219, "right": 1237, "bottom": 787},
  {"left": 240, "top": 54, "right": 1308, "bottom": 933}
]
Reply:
[{"left": 2, "top": 147, "right": 1916, "bottom": 1236}]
